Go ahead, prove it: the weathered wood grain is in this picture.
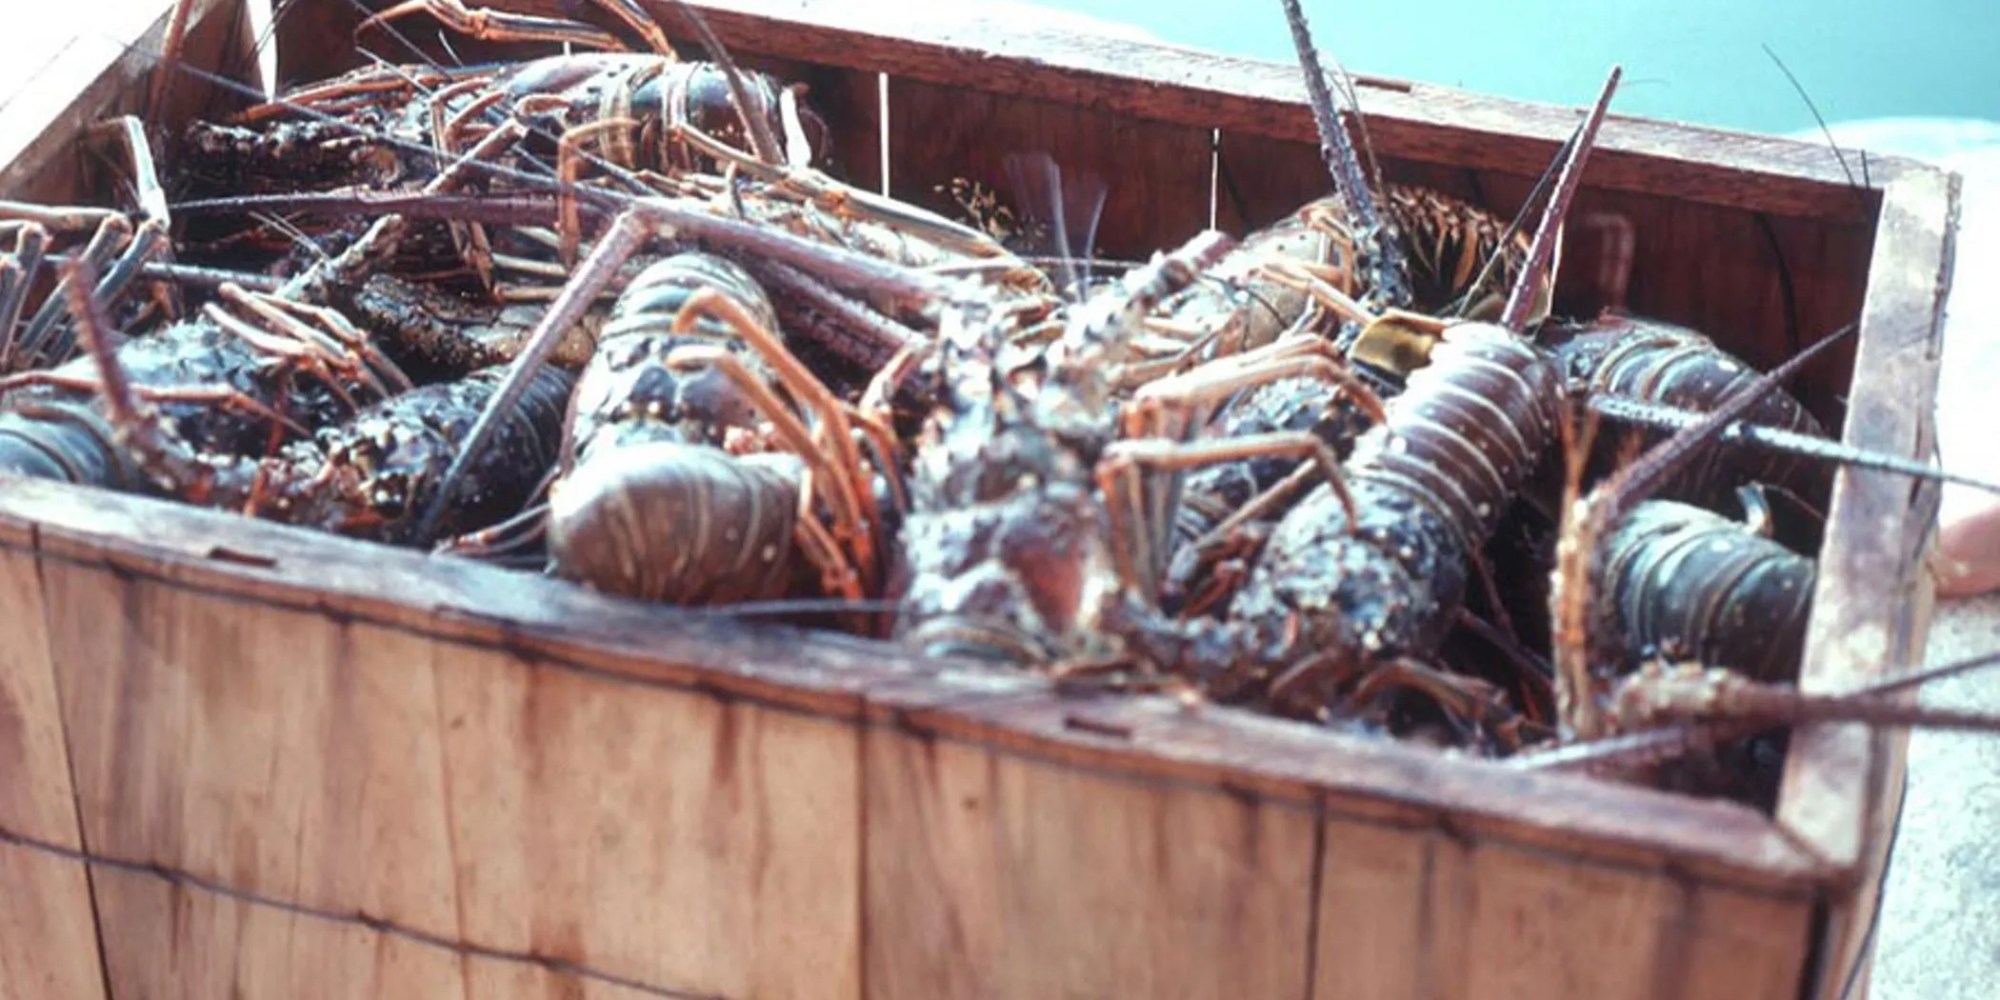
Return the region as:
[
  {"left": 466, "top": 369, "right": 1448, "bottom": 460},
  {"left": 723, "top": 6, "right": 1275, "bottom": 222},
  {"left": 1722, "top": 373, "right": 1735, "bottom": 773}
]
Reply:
[
  {"left": 0, "top": 528, "right": 105, "bottom": 999},
  {"left": 862, "top": 686, "right": 1320, "bottom": 1000},
  {"left": 1782, "top": 165, "right": 1958, "bottom": 1000}
]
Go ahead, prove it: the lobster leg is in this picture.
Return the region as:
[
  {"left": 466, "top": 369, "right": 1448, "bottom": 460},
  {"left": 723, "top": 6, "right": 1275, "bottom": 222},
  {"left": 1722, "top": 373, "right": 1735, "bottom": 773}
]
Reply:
[
  {"left": 668, "top": 286, "right": 890, "bottom": 595},
  {"left": 199, "top": 302, "right": 372, "bottom": 415},
  {"left": 670, "top": 123, "right": 1019, "bottom": 263},
  {"left": 10, "top": 216, "right": 164, "bottom": 371},
  {"left": 1096, "top": 431, "right": 1353, "bottom": 603},
  {"left": 357, "top": 0, "right": 630, "bottom": 53},
  {"left": 0, "top": 223, "right": 48, "bottom": 370},
  {"left": 422, "top": 79, "right": 508, "bottom": 294},
  {"left": 553, "top": 120, "right": 642, "bottom": 266},
  {"left": 232, "top": 64, "right": 467, "bottom": 124},
  {"left": 221, "top": 285, "right": 414, "bottom": 395},
  {"left": 1107, "top": 333, "right": 1391, "bottom": 598},
  {"left": 1340, "top": 657, "right": 1539, "bottom": 753}
]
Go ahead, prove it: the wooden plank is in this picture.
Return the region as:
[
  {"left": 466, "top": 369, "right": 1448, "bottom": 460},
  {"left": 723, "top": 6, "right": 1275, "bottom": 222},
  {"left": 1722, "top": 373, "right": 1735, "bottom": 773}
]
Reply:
[
  {"left": 0, "top": 842, "right": 107, "bottom": 1000},
  {"left": 1310, "top": 821, "right": 1815, "bottom": 1000},
  {"left": 430, "top": 641, "right": 863, "bottom": 1000},
  {"left": 38, "top": 542, "right": 866, "bottom": 998},
  {"left": 3, "top": 474, "right": 927, "bottom": 716},
  {"left": 1212, "top": 129, "right": 1327, "bottom": 237},
  {"left": 862, "top": 689, "right": 1320, "bottom": 999},
  {"left": 1312, "top": 820, "right": 1473, "bottom": 1000},
  {"left": 44, "top": 563, "right": 465, "bottom": 929},
  {"left": 0, "top": 542, "right": 106, "bottom": 1000},
  {"left": 1780, "top": 166, "right": 1955, "bottom": 996},
  {"left": 1210, "top": 132, "right": 1874, "bottom": 432},
  {"left": 89, "top": 866, "right": 669, "bottom": 999},
  {"left": 1780, "top": 166, "right": 1956, "bottom": 869},
  {"left": 901, "top": 688, "right": 1832, "bottom": 890},
  {"left": 609, "top": 0, "right": 1909, "bottom": 219},
  {"left": 884, "top": 77, "right": 1212, "bottom": 261}
]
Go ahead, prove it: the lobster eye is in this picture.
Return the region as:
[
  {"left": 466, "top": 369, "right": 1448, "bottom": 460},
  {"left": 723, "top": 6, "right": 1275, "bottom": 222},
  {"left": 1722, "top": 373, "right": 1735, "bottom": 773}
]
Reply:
[{"left": 369, "top": 472, "right": 409, "bottom": 518}]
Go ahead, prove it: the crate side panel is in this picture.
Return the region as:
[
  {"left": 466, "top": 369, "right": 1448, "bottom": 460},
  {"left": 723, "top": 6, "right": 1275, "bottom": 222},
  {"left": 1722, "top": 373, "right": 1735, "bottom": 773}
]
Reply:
[
  {"left": 42, "top": 552, "right": 866, "bottom": 999},
  {"left": 863, "top": 720, "right": 1318, "bottom": 1000},
  {"left": 1215, "top": 132, "right": 1873, "bottom": 432},
  {"left": 92, "top": 865, "right": 470, "bottom": 999},
  {"left": 0, "top": 546, "right": 85, "bottom": 849},
  {"left": 1784, "top": 168, "right": 1954, "bottom": 876},
  {"left": 1672, "top": 883, "right": 1821, "bottom": 1000},
  {"left": 1312, "top": 819, "right": 1474, "bottom": 1000},
  {"left": 1213, "top": 129, "right": 1330, "bottom": 238},
  {"left": 47, "top": 565, "right": 463, "bottom": 930},
  {"left": 0, "top": 544, "right": 105, "bottom": 999},
  {"left": 431, "top": 644, "right": 862, "bottom": 1000},
  {"left": 884, "top": 77, "right": 1212, "bottom": 263},
  {"left": 91, "top": 865, "right": 673, "bottom": 999},
  {"left": 1452, "top": 842, "right": 1813, "bottom": 1000},
  {"left": 0, "top": 842, "right": 105, "bottom": 1000}
]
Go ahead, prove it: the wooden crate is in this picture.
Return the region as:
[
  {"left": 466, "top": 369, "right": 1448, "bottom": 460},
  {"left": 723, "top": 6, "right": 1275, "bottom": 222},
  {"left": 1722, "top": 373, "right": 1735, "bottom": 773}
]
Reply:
[{"left": 0, "top": 0, "right": 1957, "bottom": 997}]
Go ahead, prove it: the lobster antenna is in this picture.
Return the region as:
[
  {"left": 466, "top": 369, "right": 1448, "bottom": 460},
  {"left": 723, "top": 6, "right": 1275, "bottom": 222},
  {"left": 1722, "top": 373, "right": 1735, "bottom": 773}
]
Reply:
[
  {"left": 1589, "top": 394, "right": 2000, "bottom": 498},
  {"left": 147, "top": 0, "right": 197, "bottom": 128},
  {"left": 58, "top": 258, "right": 141, "bottom": 429},
  {"left": 1762, "top": 43, "right": 1867, "bottom": 191},
  {"left": 659, "top": 0, "right": 787, "bottom": 165},
  {"left": 336, "top": 0, "right": 465, "bottom": 68},
  {"left": 1501, "top": 65, "right": 1621, "bottom": 332},
  {"left": 1319, "top": 43, "right": 1385, "bottom": 198},
  {"left": 1452, "top": 128, "right": 1571, "bottom": 320},
  {"left": 1518, "top": 645, "right": 2000, "bottom": 774},
  {"left": 1599, "top": 321, "right": 1856, "bottom": 528},
  {"left": 1277, "top": 0, "right": 1405, "bottom": 310}
]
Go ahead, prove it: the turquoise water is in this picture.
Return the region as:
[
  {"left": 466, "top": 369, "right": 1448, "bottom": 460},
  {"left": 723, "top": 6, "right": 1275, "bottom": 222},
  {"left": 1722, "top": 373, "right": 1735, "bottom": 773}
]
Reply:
[{"left": 1043, "top": 0, "right": 1999, "bottom": 136}]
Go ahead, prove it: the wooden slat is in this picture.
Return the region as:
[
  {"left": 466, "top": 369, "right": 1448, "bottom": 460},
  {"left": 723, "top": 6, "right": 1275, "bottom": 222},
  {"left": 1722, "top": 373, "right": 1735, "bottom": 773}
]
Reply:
[
  {"left": 862, "top": 688, "right": 1320, "bottom": 999},
  {"left": 0, "top": 542, "right": 106, "bottom": 1000},
  {"left": 621, "top": 0, "right": 1907, "bottom": 220},
  {"left": 884, "top": 77, "right": 1212, "bottom": 261},
  {"left": 1781, "top": 166, "right": 1956, "bottom": 997},
  {"left": 1780, "top": 166, "right": 1956, "bottom": 867},
  {"left": 353, "top": 0, "right": 1912, "bottom": 219},
  {"left": 38, "top": 543, "right": 867, "bottom": 999},
  {"left": 1312, "top": 820, "right": 1817, "bottom": 1000},
  {"left": 89, "top": 866, "right": 668, "bottom": 999},
  {"left": 1314, "top": 828, "right": 1816, "bottom": 1000},
  {"left": 4, "top": 474, "right": 927, "bottom": 716},
  {"left": 1312, "top": 820, "right": 1472, "bottom": 999},
  {"left": 429, "top": 642, "right": 863, "bottom": 999}
]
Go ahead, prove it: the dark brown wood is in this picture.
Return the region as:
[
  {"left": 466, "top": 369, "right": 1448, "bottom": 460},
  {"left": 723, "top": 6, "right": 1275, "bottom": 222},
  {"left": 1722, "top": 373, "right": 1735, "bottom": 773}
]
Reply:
[
  {"left": 637, "top": 0, "right": 1902, "bottom": 221},
  {"left": 883, "top": 77, "right": 1212, "bottom": 262}
]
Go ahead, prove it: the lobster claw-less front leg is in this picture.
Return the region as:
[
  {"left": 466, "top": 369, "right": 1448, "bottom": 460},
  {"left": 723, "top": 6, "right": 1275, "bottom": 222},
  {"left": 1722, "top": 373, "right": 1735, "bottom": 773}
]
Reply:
[
  {"left": 357, "top": 0, "right": 665, "bottom": 56},
  {"left": 1339, "top": 656, "right": 1541, "bottom": 754}
]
